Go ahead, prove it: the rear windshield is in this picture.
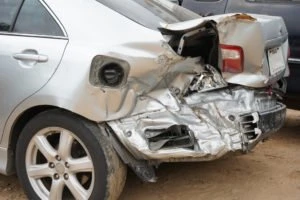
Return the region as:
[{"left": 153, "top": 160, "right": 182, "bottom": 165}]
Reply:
[{"left": 97, "top": 0, "right": 200, "bottom": 30}]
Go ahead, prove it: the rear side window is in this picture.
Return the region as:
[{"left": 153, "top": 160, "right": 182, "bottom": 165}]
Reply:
[
  {"left": 13, "top": 0, "right": 64, "bottom": 36},
  {"left": 0, "top": 0, "right": 22, "bottom": 32},
  {"left": 98, "top": 0, "right": 200, "bottom": 30}
]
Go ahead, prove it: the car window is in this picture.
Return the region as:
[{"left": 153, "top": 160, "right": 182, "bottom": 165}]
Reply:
[
  {"left": 13, "top": 0, "right": 64, "bottom": 36},
  {"left": 98, "top": 0, "right": 200, "bottom": 30},
  {"left": 0, "top": 0, "right": 22, "bottom": 32}
]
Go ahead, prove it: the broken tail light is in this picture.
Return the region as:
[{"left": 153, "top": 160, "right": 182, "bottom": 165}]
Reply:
[{"left": 221, "top": 44, "right": 244, "bottom": 73}]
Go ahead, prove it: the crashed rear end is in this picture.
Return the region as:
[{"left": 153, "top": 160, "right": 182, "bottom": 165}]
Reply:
[{"left": 94, "top": 12, "right": 288, "bottom": 180}]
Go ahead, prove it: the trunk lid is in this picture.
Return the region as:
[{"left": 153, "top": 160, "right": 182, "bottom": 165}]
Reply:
[{"left": 159, "top": 13, "right": 289, "bottom": 88}]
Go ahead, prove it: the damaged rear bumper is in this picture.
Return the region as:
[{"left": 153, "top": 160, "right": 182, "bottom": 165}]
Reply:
[
  {"left": 108, "top": 87, "right": 286, "bottom": 162},
  {"left": 241, "top": 102, "right": 286, "bottom": 151}
]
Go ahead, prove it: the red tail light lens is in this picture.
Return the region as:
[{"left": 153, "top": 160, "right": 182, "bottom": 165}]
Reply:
[{"left": 221, "top": 44, "right": 244, "bottom": 73}]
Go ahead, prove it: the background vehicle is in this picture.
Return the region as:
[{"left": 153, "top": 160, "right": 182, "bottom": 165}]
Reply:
[
  {"left": 0, "top": 0, "right": 288, "bottom": 199},
  {"left": 181, "top": 0, "right": 300, "bottom": 109},
  {"left": 168, "top": 0, "right": 180, "bottom": 3}
]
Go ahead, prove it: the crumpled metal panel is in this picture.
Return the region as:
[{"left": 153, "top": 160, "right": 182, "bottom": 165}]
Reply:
[
  {"left": 216, "top": 14, "right": 289, "bottom": 87},
  {"left": 104, "top": 14, "right": 288, "bottom": 162},
  {"left": 160, "top": 13, "right": 289, "bottom": 87},
  {"left": 106, "top": 12, "right": 288, "bottom": 161},
  {"left": 108, "top": 76, "right": 279, "bottom": 162}
]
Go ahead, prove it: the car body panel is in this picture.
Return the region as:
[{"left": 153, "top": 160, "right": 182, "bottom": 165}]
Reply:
[
  {"left": 0, "top": 35, "right": 68, "bottom": 138},
  {"left": 160, "top": 13, "right": 289, "bottom": 87},
  {"left": 225, "top": 0, "right": 300, "bottom": 61},
  {"left": 224, "top": 0, "right": 300, "bottom": 108}
]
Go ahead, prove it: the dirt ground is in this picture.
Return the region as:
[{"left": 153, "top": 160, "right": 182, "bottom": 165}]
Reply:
[{"left": 1, "top": 110, "right": 300, "bottom": 200}]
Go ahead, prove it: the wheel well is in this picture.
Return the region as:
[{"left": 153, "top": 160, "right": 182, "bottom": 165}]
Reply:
[
  {"left": 10, "top": 106, "right": 57, "bottom": 153},
  {"left": 7, "top": 106, "right": 94, "bottom": 174}
]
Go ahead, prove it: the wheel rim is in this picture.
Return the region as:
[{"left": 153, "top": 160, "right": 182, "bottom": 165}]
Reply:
[{"left": 25, "top": 127, "right": 95, "bottom": 200}]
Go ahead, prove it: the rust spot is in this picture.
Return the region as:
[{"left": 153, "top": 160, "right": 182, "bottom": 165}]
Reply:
[{"left": 233, "top": 13, "right": 256, "bottom": 22}]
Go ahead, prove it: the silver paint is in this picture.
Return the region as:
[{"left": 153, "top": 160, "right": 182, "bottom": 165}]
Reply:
[
  {"left": 26, "top": 127, "right": 94, "bottom": 199},
  {"left": 0, "top": 0, "right": 288, "bottom": 174}
]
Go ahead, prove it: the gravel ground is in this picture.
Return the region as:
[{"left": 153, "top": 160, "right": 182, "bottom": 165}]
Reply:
[{"left": 1, "top": 110, "right": 300, "bottom": 200}]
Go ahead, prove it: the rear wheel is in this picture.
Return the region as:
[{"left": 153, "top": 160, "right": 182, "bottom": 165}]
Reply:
[{"left": 16, "top": 110, "right": 126, "bottom": 200}]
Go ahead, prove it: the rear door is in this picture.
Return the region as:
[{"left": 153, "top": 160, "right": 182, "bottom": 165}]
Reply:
[
  {"left": 0, "top": 0, "right": 68, "bottom": 138},
  {"left": 225, "top": 0, "right": 300, "bottom": 94},
  {"left": 182, "top": 0, "right": 228, "bottom": 16}
]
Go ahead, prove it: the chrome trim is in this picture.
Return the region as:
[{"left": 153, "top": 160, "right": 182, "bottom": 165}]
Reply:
[
  {"left": 288, "top": 58, "right": 300, "bottom": 64},
  {"left": 0, "top": 32, "right": 68, "bottom": 40},
  {"left": 264, "top": 34, "right": 288, "bottom": 50}
]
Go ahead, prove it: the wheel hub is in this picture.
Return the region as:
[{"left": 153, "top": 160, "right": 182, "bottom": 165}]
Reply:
[{"left": 55, "top": 163, "right": 66, "bottom": 175}]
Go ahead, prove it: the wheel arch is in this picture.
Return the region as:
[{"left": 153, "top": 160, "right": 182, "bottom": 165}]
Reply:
[
  {"left": 9, "top": 105, "right": 56, "bottom": 154},
  {"left": 5, "top": 105, "right": 88, "bottom": 174},
  {"left": 13, "top": 106, "right": 127, "bottom": 199}
]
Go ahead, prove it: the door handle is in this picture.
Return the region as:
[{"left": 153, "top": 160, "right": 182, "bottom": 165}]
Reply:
[{"left": 13, "top": 53, "right": 48, "bottom": 63}]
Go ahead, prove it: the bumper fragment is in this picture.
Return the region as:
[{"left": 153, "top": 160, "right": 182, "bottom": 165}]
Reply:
[
  {"left": 108, "top": 87, "right": 286, "bottom": 162},
  {"left": 259, "top": 102, "right": 286, "bottom": 133},
  {"left": 241, "top": 103, "right": 286, "bottom": 151}
]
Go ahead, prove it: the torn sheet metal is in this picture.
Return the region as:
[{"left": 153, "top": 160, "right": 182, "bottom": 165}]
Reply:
[
  {"left": 84, "top": 13, "right": 289, "bottom": 123},
  {"left": 160, "top": 13, "right": 289, "bottom": 87},
  {"left": 108, "top": 85, "right": 285, "bottom": 161},
  {"left": 216, "top": 14, "right": 289, "bottom": 87},
  {"left": 104, "top": 13, "right": 288, "bottom": 162},
  {"left": 108, "top": 64, "right": 286, "bottom": 162}
]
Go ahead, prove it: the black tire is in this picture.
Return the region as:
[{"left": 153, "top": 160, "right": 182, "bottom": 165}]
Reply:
[{"left": 16, "top": 109, "right": 126, "bottom": 200}]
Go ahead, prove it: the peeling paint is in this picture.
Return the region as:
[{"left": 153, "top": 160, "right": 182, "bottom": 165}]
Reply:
[{"left": 233, "top": 13, "right": 257, "bottom": 22}]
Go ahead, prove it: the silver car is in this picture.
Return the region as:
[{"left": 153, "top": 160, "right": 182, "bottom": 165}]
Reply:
[{"left": 0, "top": 0, "right": 289, "bottom": 199}]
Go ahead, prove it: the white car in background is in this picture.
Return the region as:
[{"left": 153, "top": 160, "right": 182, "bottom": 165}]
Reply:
[{"left": 0, "top": 0, "right": 288, "bottom": 199}]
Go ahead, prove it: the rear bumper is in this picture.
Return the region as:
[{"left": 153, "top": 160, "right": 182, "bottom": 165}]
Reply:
[
  {"left": 259, "top": 102, "right": 286, "bottom": 133},
  {"left": 108, "top": 87, "right": 287, "bottom": 162},
  {"left": 241, "top": 103, "right": 286, "bottom": 151}
]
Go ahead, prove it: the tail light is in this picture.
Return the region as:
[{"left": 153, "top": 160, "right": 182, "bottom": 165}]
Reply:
[{"left": 221, "top": 44, "right": 244, "bottom": 73}]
